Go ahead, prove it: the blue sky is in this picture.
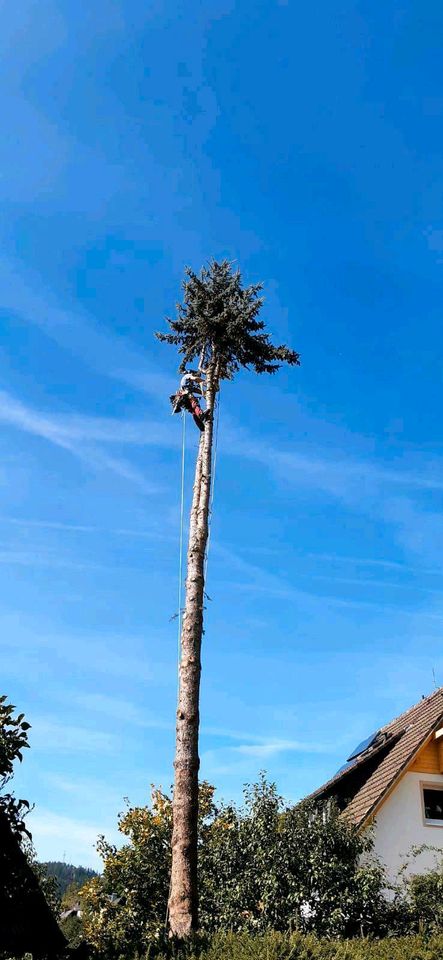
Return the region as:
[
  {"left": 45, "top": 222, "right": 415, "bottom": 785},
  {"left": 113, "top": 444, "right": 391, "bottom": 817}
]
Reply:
[{"left": 3, "top": 0, "right": 443, "bottom": 867}]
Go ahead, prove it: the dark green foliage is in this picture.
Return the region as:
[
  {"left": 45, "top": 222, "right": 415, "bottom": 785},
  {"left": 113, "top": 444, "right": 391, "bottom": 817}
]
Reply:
[
  {"left": 156, "top": 260, "right": 300, "bottom": 379},
  {"left": 42, "top": 859, "right": 98, "bottom": 895}
]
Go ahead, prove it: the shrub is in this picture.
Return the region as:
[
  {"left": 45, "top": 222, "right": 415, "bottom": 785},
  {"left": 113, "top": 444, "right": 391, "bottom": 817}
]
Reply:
[
  {"left": 408, "top": 867, "right": 443, "bottom": 933},
  {"left": 199, "top": 780, "right": 387, "bottom": 938}
]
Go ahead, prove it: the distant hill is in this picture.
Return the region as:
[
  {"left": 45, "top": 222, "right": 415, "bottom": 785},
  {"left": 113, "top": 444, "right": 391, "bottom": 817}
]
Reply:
[{"left": 41, "top": 861, "right": 98, "bottom": 895}]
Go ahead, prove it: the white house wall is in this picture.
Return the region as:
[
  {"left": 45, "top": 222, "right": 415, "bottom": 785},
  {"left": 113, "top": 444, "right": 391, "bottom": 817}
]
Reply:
[{"left": 370, "top": 771, "right": 443, "bottom": 884}]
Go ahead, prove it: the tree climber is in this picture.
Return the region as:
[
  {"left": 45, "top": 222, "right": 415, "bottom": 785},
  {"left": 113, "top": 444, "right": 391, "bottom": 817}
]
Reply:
[{"left": 170, "top": 369, "right": 208, "bottom": 431}]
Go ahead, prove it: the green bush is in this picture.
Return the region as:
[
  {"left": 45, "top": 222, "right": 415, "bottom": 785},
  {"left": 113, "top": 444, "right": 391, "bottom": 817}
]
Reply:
[{"left": 408, "top": 868, "right": 443, "bottom": 934}]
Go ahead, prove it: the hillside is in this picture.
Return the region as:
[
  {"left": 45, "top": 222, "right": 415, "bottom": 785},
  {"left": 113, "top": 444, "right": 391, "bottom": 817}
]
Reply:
[{"left": 41, "top": 861, "right": 98, "bottom": 895}]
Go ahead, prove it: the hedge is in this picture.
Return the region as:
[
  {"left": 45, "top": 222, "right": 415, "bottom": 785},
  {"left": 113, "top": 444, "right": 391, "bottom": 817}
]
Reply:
[{"left": 186, "top": 931, "right": 443, "bottom": 960}]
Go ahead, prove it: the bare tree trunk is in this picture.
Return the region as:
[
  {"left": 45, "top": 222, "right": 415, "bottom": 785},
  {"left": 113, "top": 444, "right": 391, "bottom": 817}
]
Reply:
[{"left": 168, "top": 369, "right": 217, "bottom": 938}]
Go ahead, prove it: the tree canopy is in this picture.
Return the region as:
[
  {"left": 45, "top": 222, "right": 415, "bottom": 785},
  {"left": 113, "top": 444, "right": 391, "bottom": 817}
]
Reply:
[{"left": 156, "top": 260, "right": 300, "bottom": 379}]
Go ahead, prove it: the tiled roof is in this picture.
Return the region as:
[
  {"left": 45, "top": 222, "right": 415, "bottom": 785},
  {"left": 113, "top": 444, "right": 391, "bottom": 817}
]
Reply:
[{"left": 311, "top": 688, "right": 443, "bottom": 828}]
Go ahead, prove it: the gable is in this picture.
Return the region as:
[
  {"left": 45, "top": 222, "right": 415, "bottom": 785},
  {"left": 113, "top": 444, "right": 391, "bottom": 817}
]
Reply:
[
  {"left": 309, "top": 688, "right": 443, "bottom": 829},
  {"left": 409, "top": 734, "right": 443, "bottom": 776},
  {"left": 344, "top": 692, "right": 443, "bottom": 826}
]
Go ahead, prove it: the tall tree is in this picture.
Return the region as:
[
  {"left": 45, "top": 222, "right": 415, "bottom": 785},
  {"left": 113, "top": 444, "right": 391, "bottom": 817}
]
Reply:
[{"left": 156, "top": 260, "right": 300, "bottom": 938}]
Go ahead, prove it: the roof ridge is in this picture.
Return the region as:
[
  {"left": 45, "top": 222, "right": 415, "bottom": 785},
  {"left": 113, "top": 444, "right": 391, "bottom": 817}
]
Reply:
[{"left": 381, "top": 687, "right": 443, "bottom": 732}]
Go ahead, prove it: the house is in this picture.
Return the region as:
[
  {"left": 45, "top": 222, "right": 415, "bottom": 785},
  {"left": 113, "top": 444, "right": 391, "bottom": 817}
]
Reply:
[
  {"left": 61, "top": 901, "right": 82, "bottom": 922},
  {"left": 310, "top": 687, "right": 443, "bottom": 883}
]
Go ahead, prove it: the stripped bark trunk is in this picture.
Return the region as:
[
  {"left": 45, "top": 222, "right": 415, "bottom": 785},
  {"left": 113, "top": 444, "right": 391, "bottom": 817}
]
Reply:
[{"left": 168, "top": 366, "right": 217, "bottom": 938}]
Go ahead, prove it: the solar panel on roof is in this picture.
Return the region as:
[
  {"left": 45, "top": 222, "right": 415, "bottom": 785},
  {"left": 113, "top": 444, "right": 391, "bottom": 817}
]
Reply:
[
  {"left": 334, "top": 757, "right": 358, "bottom": 777},
  {"left": 347, "top": 730, "right": 379, "bottom": 762},
  {"left": 333, "top": 730, "right": 384, "bottom": 779}
]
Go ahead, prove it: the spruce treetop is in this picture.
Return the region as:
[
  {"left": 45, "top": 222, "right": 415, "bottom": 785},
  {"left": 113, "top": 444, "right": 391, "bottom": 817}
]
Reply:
[{"left": 156, "top": 259, "right": 300, "bottom": 379}]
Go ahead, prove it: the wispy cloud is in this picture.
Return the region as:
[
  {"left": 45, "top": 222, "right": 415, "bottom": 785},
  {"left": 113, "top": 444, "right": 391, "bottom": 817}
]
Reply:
[
  {"left": 219, "top": 424, "right": 443, "bottom": 573},
  {"left": 31, "top": 718, "right": 118, "bottom": 753},
  {"left": 201, "top": 722, "right": 338, "bottom": 760},
  {"left": 0, "top": 258, "right": 175, "bottom": 400},
  {"left": 308, "top": 552, "right": 414, "bottom": 572},
  {"left": 73, "top": 692, "right": 172, "bottom": 730},
  {"left": 302, "top": 573, "right": 443, "bottom": 595},
  {"left": 28, "top": 808, "right": 119, "bottom": 868},
  {"left": 0, "top": 614, "right": 162, "bottom": 684},
  {"left": 0, "top": 545, "right": 105, "bottom": 571},
  {"left": 233, "top": 738, "right": 329, "bottom": 758},
  {"left": 1, "top": 517, "right": 100, "bottom": 533},
  {"left": 0, "top": 515, "right": 176, "bottom": 542},
  {"left": 211, "top": 543, "right": 443, "bottom": 619},
  {"left": 0, "top": 389, "right": 171, "bottom": 489},
  {"left": 224, "top": 425, "right": 443, "bottom": 498},
  {"left": 212, "top": 543, "right": 294, "bottom": 597},
  {"left": 44, "top": 772, "right": 133, "bottom": 809}
]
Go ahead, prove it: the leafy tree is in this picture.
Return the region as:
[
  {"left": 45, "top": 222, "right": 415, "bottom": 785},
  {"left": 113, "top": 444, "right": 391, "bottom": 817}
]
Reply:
[
  {"left": 156, "top": 260, "right": 300, "bottom": 937},
  {"left": 82, "top": 786, "right": 173, "bottom": 955}
]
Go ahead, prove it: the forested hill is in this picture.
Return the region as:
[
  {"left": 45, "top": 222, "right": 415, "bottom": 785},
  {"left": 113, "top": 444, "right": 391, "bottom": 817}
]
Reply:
[{"left": 42, "top": 861, "right": 98, "bottom": 894}]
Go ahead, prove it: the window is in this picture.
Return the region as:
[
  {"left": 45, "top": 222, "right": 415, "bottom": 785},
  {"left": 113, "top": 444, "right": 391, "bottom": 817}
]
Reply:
[{"left": 423, "top": 787, "right": 443, "bottom": 824}]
